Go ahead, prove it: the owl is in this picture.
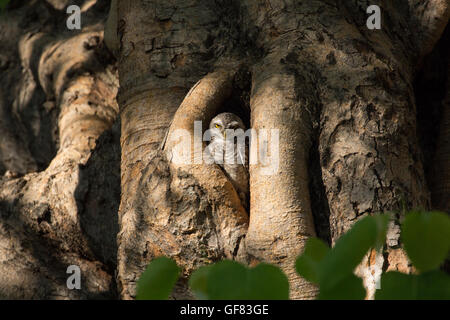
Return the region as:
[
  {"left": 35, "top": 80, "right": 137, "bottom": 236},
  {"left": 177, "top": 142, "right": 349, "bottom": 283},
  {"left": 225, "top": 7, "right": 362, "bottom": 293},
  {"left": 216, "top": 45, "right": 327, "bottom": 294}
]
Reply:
[{"left": 206, "top": 112, "right": 249, "bottom": 209}]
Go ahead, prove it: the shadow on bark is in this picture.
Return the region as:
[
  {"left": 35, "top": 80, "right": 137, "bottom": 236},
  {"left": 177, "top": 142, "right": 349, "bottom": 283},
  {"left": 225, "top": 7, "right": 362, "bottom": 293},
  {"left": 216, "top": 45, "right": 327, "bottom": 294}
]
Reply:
[
  {"left": 75, "top": 119, "right": 121, "bottom": 275},
  {"left": 0, "top": 198, "right": 115, "bottom": 299}
]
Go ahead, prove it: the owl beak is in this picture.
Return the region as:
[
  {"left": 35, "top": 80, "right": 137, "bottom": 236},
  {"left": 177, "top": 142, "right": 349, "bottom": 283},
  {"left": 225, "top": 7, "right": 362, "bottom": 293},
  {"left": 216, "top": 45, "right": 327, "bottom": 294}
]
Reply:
[{"left": 224, "top": 131, "right": 226, "bottom": 139}]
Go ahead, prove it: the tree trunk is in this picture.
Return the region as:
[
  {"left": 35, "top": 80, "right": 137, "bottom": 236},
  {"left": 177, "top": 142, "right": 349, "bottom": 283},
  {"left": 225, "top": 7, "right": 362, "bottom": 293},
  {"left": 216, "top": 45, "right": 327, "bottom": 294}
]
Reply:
[{"left": 0, "top": 0, "right": 448, "bottom": 299}]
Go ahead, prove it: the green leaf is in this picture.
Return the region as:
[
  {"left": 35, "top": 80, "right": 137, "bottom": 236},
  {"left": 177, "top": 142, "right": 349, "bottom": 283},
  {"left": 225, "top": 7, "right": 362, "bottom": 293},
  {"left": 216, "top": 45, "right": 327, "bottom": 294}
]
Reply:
[
  {"left": 206, "top": 260, "right": 248, "bottom": 300},
  {"left": 296, "top": 238, "right": 329, "bottom": 284},
  {"left": 318, "top": 273, "right": 366, "bottom": 300},
  {"left": 373, "top": 214, "right": 390, "bottom": 250},
  {"left": 402, "top": 211, "right": 450, "bottom": 272},
  {"left": 376, "top": 271, "right": 450, "bottom": 300},
  {"left": 136, "top": 257, "right": 180, "bottom": 300},
  {"left": 417, "top": 271, "right": 450, "bottom": 300},
  {"left": 375, "top": 272, "right": 416, "bottom": 300},
  {"left": 189, "top": 260, "right": 289, "bottom": 300},
  {"left": 319, "top": 215, "right": 388, "bottom": 289}
]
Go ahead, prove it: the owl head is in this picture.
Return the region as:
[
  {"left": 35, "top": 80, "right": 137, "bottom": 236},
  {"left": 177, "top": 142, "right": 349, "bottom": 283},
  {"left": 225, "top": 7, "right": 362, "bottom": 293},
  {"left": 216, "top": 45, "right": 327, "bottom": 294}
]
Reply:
[{"left": 209, "top": 112, "right": 246, "bottom": 140}]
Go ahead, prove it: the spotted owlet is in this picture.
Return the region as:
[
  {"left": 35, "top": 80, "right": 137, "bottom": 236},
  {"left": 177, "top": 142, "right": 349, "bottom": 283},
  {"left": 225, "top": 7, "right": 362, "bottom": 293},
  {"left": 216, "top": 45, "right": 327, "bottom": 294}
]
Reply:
[{"left": 207, "top": 112, "right": 249, "bottom": 209}]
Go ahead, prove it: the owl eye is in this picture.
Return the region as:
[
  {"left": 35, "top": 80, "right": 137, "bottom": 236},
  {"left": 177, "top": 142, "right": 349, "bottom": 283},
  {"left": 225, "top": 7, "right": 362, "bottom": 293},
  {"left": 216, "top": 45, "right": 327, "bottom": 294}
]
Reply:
[{"left": 215, "top": 124, "right": 221, "bottom": 128}]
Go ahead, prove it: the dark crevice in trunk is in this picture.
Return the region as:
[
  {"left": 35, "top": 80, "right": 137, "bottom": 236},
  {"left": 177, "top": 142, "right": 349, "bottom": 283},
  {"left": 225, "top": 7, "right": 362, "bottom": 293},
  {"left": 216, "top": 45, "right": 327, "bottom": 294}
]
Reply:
[
  {"left": 309, "top": 128, "right": 331, "bottom": 246},
  {"left": 415, "top": 24, "right": 449, "bottom": 206},
  {"left": 219, "top": 66, "right": 252, "bottom": 129}
]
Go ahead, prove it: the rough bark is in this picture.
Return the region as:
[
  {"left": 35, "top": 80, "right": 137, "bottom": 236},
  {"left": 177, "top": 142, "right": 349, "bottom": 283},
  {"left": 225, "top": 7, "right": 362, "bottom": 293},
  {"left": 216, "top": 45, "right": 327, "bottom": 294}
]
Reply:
[{"left": 113, "top": 0, "right": 449, "bottom": 299}]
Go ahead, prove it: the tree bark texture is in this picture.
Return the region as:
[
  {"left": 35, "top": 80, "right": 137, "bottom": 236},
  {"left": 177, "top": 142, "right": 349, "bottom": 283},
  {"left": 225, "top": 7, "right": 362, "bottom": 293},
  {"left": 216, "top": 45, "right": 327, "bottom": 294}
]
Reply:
[
  {"left": 0, "top": 0, "right": 119, "bottom": 299},
  {"left": 0, "top": 0, "right": 448, "bottom": 299}
]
